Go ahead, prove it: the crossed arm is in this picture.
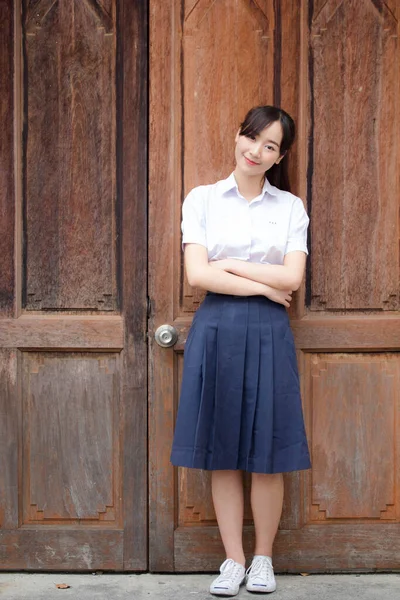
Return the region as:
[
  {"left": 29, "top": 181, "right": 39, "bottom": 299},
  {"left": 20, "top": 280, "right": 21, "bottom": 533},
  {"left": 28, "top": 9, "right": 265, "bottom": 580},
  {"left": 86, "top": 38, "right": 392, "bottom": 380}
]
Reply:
[{"left": 184, "top": 244, "right": 307, "bottom": 308}]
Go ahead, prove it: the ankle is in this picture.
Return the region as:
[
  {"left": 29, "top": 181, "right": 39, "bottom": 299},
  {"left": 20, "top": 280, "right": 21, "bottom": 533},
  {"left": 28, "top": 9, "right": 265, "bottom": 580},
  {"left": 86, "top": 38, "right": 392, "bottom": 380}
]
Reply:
[
  {"left": 226, "top": 555, "right": 246, "bottom": 567},
  {"left": 254, "top": 549, "right": 272, "bottom": 559}
]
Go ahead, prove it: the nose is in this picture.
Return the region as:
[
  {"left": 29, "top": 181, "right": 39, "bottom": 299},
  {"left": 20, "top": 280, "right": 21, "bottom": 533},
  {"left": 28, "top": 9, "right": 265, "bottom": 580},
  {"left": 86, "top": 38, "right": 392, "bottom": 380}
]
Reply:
[{"left": 250, "top": 141, "right": 262, "bottom": 157}]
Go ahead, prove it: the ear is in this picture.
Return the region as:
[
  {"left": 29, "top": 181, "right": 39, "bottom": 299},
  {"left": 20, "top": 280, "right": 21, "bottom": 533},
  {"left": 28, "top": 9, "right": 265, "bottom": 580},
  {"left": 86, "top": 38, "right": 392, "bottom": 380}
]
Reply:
[
  {"left": 235, "top": 129, "right": 241, "bottom": 143},
  {"left": 275, "top": 152, "right": 286, "bottom": 165}
]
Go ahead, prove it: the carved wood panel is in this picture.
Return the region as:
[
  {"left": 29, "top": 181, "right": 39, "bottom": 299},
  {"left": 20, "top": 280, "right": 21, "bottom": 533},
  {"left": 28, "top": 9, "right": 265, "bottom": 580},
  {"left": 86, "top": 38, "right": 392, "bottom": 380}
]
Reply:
[
  {"left": 22, "top": 352, "right": 121, "bottom": 525},
  {"left": 310, "top": 0, "right": 399, "bottom": 311},
  {"left": 24, "top": 0, "right": 117, "bottom": 310},
  {"left": 308, "top": 353, "right": 398, "bottom": 521}
]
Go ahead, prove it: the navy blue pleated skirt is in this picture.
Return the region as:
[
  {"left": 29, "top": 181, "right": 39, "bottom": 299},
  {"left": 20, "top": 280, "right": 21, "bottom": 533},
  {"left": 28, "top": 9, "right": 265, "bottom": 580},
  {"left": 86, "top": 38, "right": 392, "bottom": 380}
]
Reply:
[{"left": 170, "top": 292, "right": 311, "bottom": 474}]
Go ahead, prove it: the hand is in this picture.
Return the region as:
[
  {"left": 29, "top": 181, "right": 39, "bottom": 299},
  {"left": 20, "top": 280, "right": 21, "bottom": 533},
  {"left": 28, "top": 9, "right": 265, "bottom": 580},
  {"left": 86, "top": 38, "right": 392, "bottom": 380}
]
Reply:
[{"left": 264, "top": 287, "right": 293, "bottom": 307}]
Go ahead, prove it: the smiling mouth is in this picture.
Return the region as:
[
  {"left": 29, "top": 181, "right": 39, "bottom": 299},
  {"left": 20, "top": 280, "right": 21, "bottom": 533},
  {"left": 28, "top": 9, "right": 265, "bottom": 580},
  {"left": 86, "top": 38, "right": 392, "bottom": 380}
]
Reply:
[{"left": 244, "top": 156, "right": 260, "bottom": 166}]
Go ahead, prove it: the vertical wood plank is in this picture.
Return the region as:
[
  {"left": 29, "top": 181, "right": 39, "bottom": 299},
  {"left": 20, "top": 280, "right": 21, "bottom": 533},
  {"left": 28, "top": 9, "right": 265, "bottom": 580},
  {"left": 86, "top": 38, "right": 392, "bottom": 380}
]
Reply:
[
  {"left": 0, "top": 350, "right": 19, "bottom": 529},
  {"left": 0, "top": 0, "right": 14, "bottom": 317},
  {"left": 148, "top": 0, "right": 180, "bottom": 572},
  {"left": 119, "top": 0, "right": 148, "bottom": 571},
  {"left": 280, "top": 0, "right": 309, "bottom": 320}
]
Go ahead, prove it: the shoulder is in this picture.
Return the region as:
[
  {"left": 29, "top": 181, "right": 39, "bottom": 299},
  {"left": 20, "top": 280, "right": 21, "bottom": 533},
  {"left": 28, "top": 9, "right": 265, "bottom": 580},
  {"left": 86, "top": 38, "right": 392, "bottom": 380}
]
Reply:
[
  {"left": 269, "top": 184, "right": 303, "bottom": 207},
  {"left": 183, "top": 178, "right": 228, "bottom": 207},
  {"left": 270, "top": 186, "right": 308, "bottom": 219},
  {"left": 186, "top": 178, "right": 227, "bottom": 198}
]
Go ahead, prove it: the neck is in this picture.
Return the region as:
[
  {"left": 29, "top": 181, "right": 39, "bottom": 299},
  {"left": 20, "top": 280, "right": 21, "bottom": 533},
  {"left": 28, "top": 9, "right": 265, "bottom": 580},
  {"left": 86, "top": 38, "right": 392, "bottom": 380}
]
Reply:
[{"left": 233, "top": 169, "right": 265, "bottom": 201}]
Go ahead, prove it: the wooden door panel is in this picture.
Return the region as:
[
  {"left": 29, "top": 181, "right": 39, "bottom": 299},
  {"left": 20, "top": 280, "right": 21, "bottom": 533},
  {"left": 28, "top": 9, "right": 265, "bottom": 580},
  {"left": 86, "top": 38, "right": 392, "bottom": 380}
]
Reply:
[
  {"left": 22, "top": 352, "right": 121, "bottom": 524},
  {"left": 25, "top": 0, "right": 117, "bottom": 310},
  {"left": 0, "top": 0, "right": 147, "bottom": 571},
  {"left": 310, "top": 0, "right": 399, "bottom": 311},
  {"left": 307, "top": 353, "right": 397, "bottom": 521},
  {"left": 149, "top": 0, "right": 400, "bottom": 572}
]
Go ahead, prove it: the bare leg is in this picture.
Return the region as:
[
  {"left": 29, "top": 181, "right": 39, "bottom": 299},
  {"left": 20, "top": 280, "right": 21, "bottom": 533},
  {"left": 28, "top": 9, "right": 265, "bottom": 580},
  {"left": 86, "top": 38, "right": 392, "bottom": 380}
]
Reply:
[
  {"left": 211, "top": 470, "right": 246, "bottom": 565},
  {"left": 251, "top": 473, "right": 284, "bottom": 557}
]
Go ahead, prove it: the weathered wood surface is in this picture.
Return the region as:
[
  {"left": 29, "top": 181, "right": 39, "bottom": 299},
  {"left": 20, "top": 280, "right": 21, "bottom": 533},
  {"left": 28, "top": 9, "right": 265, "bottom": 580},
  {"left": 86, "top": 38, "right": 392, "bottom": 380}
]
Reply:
[
  {"left": 149, "top": 0, "right": 400, "bottom": 574},
  {"left": 24, "top": 0, "right": 117, "bottom": 310},
  {"left": 0, "top": 316, "right": 123, "bottom": 348},
  {"left": 174, "top": 523, "right": 400, "bottom": 572},
  {"left": 119, "top": 0, "right": 148, "bottom": 571},
  {"left": 171, "top": 315, "right": 400, "bottom": 351},
  {"left": 0, "top": 0, "right": 148, "bottom": 572},
  {"left": 0, "top": 0, "right": 14, "bottom": 317},
  {"left": 148, "top": 0, "right": 179, "bottom": 572},
  {"left": 0, "top": 350, "right": 18, "bottom": 530},
  {"left": 0, "top": 530, "right": 124, "bottom": 571},
  {"left": 22, "top": 352, "right": 121, "bottom": 524},
  {"left": 310, "top": 0, "right": 399, "bottom": 310},
  {"left": 149, "top": 0, "right": 308, "bottom": 572}
]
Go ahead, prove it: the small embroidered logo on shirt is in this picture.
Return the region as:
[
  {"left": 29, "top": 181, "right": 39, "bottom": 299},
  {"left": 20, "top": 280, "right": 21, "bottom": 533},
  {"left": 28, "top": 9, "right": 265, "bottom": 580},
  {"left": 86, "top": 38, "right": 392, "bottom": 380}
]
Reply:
[{"left": 268, "top": 221, "right": 277, "bottom": 225}]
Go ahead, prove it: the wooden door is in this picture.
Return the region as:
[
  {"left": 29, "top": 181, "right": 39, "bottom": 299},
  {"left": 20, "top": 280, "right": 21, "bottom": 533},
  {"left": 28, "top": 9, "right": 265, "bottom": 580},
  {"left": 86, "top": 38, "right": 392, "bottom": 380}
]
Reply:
[
  {"left": 0, "top": 0, "right": 147, "bottom": 570},
  {"left": 149, "top": 0, "right": 400, "bottom": 572}
]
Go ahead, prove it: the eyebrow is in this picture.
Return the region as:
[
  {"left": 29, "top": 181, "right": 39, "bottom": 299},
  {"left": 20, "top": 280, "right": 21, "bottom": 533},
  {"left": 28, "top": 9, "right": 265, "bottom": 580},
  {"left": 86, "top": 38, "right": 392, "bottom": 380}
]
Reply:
[{"left": 263, "top": 139, "right": 280, "bottom": 148}]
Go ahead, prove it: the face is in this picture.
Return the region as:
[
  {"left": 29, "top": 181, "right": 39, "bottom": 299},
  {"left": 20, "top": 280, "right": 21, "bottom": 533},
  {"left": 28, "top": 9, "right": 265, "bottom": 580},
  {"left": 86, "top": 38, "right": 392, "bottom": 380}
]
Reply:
[{"left": 234, "top": 120, "right": 284, "bottom": 177}]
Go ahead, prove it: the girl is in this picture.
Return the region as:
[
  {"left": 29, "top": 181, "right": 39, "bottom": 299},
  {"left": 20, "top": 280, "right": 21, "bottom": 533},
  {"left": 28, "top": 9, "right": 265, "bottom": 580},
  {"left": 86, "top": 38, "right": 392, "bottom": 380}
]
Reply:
[{"left": 170, "top": 106, "right": 311, "bottom": 596}]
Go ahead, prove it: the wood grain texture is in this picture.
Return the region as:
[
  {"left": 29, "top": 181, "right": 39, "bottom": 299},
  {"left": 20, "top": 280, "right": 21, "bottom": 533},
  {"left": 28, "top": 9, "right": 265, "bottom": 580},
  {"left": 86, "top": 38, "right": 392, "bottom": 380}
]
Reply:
[
  {"left": 174, "top": 522, "right": 400, "bottom": 572},
  {"left": 0, "top": 0, "right": 14, "bottom": 316},
  {"left": 118, "top": 0, "right": 148, "bottom": 570},
  {"left": 182, "top": 0, "right": 275, "bottom": 312},
  {"left": 0, "top": 315, "right": 123, "bottom": 348},
  {"left": 23, "top": 0, "right": 117, "bottom": 310},
  {"left": 171, "top": 314, "right": 400, "bottom": 351},
  {"left": 0, "top": 350, "right": 18, "bottom": 529},
  {"left": 151, "top": 0, "right": 400, "bottom": 574},
  {"left": 149, "top": 0, "right": 309, "bottom": 572},
  {"left": 0, "top": 0, "right": 147, "bottom": 571},
  {"left": 310, "top": 0, "right": 399, "bottom": 310},
  {"left": 309, "top": 354, "right": 397, "bottom": 520},
  {"left": 148, "top": 0, "right": 179, "bottom": 571},
  {"left": 22, "top": 352, "right": 120, "bottom": 524},
  {"left": 0, "top": 529, "right": 123, "bottom": 570},
  {"left": 280, "top": 0, "right": 309, "bottom": 320}
]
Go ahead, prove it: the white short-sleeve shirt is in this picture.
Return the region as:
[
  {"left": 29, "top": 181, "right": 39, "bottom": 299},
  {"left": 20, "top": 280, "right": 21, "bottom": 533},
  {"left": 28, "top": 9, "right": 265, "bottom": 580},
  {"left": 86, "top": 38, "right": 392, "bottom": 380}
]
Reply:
[{"left": 181, "top": 172, "right": 309, "bottom": 265}]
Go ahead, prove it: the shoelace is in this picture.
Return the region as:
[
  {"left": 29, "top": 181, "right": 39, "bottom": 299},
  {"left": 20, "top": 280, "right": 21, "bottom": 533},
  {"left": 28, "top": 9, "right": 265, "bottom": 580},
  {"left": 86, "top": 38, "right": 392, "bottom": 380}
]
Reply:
[
  {"left": 214, "top": 559, "right": 244, "bottom": 586},
  {"left": 246, "top": 557, "right": 274, "bottom": 582}
]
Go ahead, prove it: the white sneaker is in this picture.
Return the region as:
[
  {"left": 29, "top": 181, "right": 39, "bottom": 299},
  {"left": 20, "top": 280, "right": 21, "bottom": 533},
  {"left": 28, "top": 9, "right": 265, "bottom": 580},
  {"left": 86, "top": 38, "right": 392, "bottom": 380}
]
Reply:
[
  {"left": 210, "top": 558, "right": 246, "bottom": 596},
  {"left": 246, "top": 555, "right": 276, "bottom": 593}
]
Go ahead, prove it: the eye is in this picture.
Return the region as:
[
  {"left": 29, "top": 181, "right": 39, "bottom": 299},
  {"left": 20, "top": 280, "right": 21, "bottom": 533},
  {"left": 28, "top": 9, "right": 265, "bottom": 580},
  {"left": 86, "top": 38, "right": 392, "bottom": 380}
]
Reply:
[{"left": 264, "top": 145, "right": 277, "bottom": 151}]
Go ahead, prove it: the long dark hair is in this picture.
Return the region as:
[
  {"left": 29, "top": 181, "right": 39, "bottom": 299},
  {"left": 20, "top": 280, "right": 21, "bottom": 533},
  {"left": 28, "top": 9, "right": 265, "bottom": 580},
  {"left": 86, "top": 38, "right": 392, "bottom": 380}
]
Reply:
[{"left": 239, "top": 105, "right": 295, "bottom": 192}]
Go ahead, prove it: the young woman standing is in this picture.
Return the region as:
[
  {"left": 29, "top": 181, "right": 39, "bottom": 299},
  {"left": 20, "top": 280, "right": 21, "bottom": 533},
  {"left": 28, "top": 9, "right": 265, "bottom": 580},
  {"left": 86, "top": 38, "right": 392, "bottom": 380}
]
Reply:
[{"left": 170, "top": 106, "right": 311, "bottom": 596}]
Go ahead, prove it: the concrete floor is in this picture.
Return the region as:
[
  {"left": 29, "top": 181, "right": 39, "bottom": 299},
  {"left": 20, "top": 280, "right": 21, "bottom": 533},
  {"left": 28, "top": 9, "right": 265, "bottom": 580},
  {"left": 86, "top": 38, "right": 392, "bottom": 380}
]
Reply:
[{"left": 0, "top": 573, "right": 399, "bottom": 600}]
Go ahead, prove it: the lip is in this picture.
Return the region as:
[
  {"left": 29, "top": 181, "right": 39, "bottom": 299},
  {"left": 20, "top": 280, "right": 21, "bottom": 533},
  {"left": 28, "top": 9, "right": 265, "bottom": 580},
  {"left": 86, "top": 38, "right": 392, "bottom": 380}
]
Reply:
[{"left": 244, "top": 156, "right": 260, "bottom": 166}]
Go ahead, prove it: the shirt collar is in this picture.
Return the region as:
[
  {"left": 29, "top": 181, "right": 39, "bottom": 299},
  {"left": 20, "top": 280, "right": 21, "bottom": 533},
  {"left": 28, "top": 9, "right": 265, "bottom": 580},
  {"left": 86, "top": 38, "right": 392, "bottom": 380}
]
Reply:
[{"left": 220, "top": 172, "right": 279, "bottom": 197}]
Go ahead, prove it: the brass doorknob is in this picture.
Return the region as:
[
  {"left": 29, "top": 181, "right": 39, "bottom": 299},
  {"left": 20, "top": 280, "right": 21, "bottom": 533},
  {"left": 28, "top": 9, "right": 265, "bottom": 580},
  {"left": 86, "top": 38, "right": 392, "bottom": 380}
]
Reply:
[{"left": 154, "top": 324, "right": 179, "bottom": 348}]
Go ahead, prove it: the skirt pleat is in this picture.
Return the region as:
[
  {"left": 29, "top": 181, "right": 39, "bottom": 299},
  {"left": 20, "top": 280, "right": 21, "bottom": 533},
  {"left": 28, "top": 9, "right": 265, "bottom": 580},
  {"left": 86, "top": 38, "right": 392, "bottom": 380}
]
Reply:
[{"left": 170, "top": 293, "right": 311, "bottom": 474}]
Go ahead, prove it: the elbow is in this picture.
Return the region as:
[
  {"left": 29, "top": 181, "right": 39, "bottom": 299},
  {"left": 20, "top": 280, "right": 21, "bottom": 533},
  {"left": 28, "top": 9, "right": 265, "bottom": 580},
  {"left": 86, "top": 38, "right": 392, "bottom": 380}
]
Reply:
[
  {"left": 290, "top": 276, "right": 304, "bottom": 291},
  {"left": 186, "top": 268, "right": 204, "bottom": 288},
  {"left": 187, "top": 272, "right": 199, "bottom": 287}
]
